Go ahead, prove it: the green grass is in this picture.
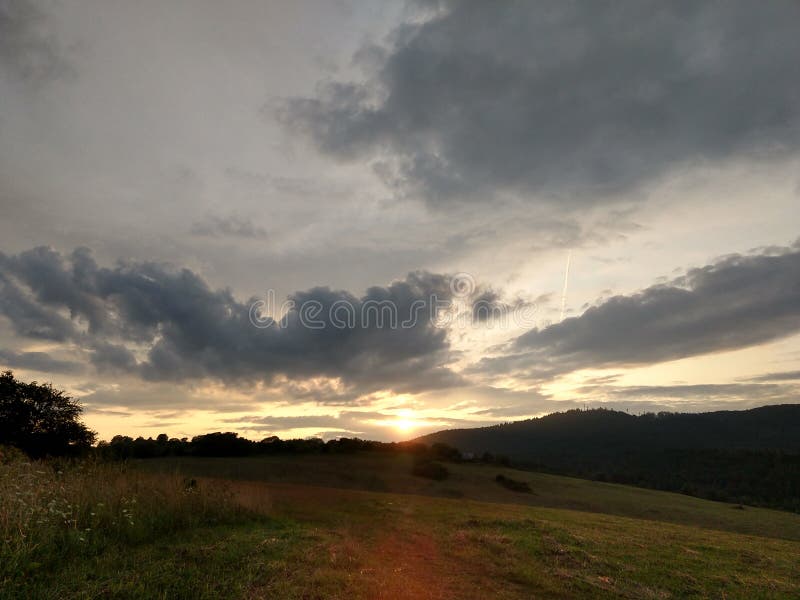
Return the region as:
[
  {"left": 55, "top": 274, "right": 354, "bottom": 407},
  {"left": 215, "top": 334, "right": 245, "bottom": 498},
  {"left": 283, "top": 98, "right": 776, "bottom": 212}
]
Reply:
[
  {"left": 4, "top": 453, "right": 800, "bottom": 598},
  {"left": 142, "top": 453, "right": 800, "bottom": 541},
  {"left": 0, "top": 456, "right": 256, "bottom": 595}
]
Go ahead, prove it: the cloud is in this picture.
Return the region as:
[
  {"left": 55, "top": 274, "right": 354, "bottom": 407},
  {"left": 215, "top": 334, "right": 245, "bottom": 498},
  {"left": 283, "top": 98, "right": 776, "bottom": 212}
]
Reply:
[
  {"left": 224, "top": 409, "right": 484, "bottom": 440},
  {"left": 0, "top": 246, "right": 472, "bottom": 396},
  {"left": 744, "top": 370, "right": 800, "bottom": 383},
  {"left": 478, "top": 242, "right": 800, "bottom": 379},
  {"left": 88, "top": 341, "right": 138, "bottom": 373},
  {"left": 78, "top": 382, "right": 258, "bottom": 413},
  {"left": 595, "top": 383, "right": 798, "bottom": 404},
  {"left": 190, "top": 215, "right": 268, "bottom": 239},
  {"left": 0, "top": 246, "right": 107, "bottom": 335},
  {"left": 0, "top": 348, "right": 85, "bottom": 374},
  {"left": 464, "top": 382, "right": 799, "bottom": 417},
  {"left": 223, "top": 412, "right": 384, "bottom": 435},
  {"left": 283, "top": 1, "right": 800, "bottom": 205},
  {"left": 0, "top": 268, "right": 76, "bottom": 341},
  {"left": 0, "top": 0, "right": 73, "bottom": 83}
]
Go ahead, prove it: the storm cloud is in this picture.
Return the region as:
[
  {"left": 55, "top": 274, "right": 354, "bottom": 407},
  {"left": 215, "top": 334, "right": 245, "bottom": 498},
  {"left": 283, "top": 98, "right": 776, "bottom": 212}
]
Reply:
[
  {"left": 284, "top": 0, "right": 800, "bottom": 205},
  {"left": 0, "top": 246, "right": 468, "bottom": 395}
]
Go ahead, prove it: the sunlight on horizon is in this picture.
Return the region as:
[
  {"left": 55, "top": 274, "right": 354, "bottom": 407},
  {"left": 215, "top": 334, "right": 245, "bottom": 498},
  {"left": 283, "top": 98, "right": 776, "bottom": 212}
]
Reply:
[{"left": 388, "top": 409, "right": 424, "bottom": 434}]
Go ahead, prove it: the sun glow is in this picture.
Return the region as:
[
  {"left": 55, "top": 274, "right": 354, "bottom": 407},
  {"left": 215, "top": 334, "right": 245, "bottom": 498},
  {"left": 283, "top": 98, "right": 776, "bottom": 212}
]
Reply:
[
  {"left": 393, "top": 417, "right": 417, "bottom": 432},
  {"left": 388, "top": 409, "right": 423, "bottom": 433}
]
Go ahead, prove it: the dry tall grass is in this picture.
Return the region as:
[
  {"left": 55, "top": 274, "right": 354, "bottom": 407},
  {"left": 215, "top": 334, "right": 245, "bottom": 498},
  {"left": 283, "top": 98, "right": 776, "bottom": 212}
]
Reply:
[{"left": 0, "top": 446, "right": 257, "bottom": 578}]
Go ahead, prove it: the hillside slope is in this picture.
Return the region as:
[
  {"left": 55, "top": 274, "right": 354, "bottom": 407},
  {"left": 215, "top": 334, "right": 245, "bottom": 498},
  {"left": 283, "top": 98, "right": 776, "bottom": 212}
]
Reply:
[
  {"left": 416, "top": 405, "right": 800, "bottom": 509},
  {"left": 141, "top": 453, "right": 800, "bottom": 541}
]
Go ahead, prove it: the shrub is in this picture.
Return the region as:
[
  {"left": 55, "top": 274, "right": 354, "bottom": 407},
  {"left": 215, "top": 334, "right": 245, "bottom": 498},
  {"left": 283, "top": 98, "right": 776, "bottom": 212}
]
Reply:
[
  {"left": 412, "top": 458, "right": 449, "bottom": 481},
  {"left": 495, "top": 474, "right": 532, "bottom": 493}
]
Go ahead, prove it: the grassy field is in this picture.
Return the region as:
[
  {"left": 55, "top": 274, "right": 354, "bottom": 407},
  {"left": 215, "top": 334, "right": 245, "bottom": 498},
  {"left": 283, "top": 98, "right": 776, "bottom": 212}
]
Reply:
[
  {"left": 142, "top": 453, "right": 800, "bottom": 541},
  {"left": 4, "top": 452, "right": 800, "bottom": 599}
]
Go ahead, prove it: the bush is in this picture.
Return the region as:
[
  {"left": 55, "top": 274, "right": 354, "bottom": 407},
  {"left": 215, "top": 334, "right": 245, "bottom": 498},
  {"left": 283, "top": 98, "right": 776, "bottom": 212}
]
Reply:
[
  {"left": 495, "top": 474, "right": 532, "bottom": 493},
  {"left": 412, "top": 458, "right": 449, "bottom": 481}
]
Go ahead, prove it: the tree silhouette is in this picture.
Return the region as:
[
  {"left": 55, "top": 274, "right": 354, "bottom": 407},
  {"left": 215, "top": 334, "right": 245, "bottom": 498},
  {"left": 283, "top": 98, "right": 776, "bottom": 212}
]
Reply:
[{"left": 0, "top": 371, "right": 96, "bottom": 458}]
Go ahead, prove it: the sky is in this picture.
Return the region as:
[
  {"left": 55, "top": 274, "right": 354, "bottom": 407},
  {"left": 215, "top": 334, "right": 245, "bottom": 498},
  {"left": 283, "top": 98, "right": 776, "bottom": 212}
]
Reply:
[{"left": 1, "top": 0, "right": 799, "bottom": 442}]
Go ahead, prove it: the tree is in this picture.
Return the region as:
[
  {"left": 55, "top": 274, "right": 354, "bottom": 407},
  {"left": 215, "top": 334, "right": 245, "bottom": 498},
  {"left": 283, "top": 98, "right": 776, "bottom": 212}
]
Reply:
[{"left": 0, "top": 371, "right": 96, "bottom": 458}]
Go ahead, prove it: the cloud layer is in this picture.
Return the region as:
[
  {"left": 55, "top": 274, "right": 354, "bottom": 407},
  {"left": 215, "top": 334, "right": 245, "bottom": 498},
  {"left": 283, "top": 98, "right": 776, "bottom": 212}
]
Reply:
[
  {"left": 483, "top": 242, "right": 800, "bottom": 379},
  {"left": 285, "top": 0, "right": 800, "bottom": 204},
  {"left": 0, "top": 246, "right": 469, "bottom": 395}
]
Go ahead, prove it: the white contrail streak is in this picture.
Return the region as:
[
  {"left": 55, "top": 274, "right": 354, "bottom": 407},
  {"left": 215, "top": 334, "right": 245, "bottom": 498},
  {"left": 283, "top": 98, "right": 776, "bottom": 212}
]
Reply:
[{"left": 559, "top": 250, "right": 572, "bottom": 322}]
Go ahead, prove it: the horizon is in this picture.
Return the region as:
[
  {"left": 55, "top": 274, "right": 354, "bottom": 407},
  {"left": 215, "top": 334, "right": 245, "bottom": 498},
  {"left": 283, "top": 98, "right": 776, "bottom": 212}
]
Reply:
[
  {"left": 2, "top": 0, "right": 800, "bottom": 443},
  {"left": 10, "top": 382, "right": 800, "bottom": 445}
]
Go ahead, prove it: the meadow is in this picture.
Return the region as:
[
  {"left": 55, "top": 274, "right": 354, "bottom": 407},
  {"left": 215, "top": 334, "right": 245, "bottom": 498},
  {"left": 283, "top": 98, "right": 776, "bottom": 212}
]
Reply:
[{"left": 3, "top": 450, "right": 800, "bottom": 599}]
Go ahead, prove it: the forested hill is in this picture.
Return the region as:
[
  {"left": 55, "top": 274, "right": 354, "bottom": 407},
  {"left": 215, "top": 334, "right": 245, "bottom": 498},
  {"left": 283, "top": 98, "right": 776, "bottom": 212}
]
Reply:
[
  {"left": 415, "top": 405, "right": 800, "bottom": 509},
  {"left": 417, "top": 405, "right": 800, "bottom": 456}
]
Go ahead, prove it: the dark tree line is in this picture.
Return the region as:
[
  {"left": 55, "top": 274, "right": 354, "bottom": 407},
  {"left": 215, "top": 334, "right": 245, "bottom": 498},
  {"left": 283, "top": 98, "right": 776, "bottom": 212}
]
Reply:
[{"left": 95, "top": 432, "right": 473, "bottom": 463}]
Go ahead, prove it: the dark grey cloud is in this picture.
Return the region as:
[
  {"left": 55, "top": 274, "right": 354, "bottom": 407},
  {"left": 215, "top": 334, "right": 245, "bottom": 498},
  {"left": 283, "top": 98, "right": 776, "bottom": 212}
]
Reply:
[
  {"left": 283, "top": 1, "right": 800, "bottom": 205},
  {"left": 0, "top": 247, "right": 108, "bottom": 334},
  {"left": 0, "top": 0, "right": 72, "bottom": 83},
  {"left": 88, "top": 341, "right": 138, "bottom": 374},
  {"left": 0, "top": 348, "right": 84, "bottom": 374},
  {"left": 470, "top": 288, "right": 541, "bottom": 324},
  {"left": 470, "top": 289, "right": 503, "bottom": 323},
  {"left": 478, "top": 242, "right": 800, "bottom": 379},
  {"left": 0, "top": 246, "right": 469, "bottom": 396},
  {"left": 0, "top": 268, "right": 76, "bottom": 340}
]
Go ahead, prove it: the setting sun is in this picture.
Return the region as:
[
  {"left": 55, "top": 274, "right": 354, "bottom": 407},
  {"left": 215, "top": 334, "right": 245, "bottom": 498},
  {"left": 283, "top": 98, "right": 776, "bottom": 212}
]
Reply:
[
  {"left": 393, "top": 417, "right": 416, "bottom": 432},
  {"left": 389, "top": 410, "right": 423, "bottom": 433}
]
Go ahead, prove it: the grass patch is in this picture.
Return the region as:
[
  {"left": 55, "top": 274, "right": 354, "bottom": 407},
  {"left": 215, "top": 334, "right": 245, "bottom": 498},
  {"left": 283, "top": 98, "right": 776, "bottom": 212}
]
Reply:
[{"left": 0, "top": 452, "right": 260, "bottom": 588}]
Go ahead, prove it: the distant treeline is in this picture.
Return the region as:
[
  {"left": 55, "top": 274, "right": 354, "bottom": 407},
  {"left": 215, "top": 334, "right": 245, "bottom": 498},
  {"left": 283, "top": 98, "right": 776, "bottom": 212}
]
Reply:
[
  {"left": 417, "top": 405, "right": 800, "bottom": 512},
  {"left": 96, "top": 432, "right": 505, "bottom": 464}
]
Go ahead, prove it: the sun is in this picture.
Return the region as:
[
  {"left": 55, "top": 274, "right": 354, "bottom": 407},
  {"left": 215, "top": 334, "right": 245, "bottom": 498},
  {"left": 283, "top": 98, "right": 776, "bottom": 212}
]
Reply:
[
  {"left": 390, "top": 409, "right": 421, "bottom": 433},
  {"left": 393, "top": 417, "right": 416, "bottom": 432}
]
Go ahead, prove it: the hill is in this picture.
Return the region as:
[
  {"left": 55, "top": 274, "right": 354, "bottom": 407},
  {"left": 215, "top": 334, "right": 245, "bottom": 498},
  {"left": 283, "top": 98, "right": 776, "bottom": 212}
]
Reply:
[{"left": 415, "top": 405, "right": 800, "bottom": 510}]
